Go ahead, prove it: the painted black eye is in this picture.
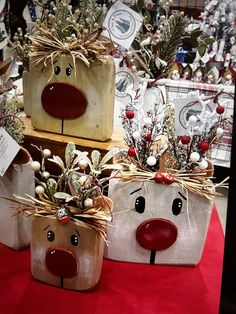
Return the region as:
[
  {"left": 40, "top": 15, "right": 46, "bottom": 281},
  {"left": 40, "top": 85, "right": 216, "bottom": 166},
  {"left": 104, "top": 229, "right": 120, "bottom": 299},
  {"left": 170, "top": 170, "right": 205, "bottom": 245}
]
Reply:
[
  {"left": 54, "top": 66, "right": 61, "bottom": 75},
  {"left": 172, "top": 198, "right": 182, "bottom": 216},
  {"left": 71, "top": 234, "right": 79, "bottom": 246},
  {"left": 47, "top": 230, "right": 55, "bottom": 242},
  {"left": 66, "top": 67, "right": 72, "bottom": 76},
  {"left": 135, "top": 196, "right": 145, "bottom": 214}
]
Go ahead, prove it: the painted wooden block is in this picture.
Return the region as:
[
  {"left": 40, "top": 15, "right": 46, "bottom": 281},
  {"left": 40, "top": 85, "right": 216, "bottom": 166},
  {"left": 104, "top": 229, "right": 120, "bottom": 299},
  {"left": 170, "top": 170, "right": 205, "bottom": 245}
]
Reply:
[
  {"left": 30, "top": 55, "right": 115, "bottom": 141},
  {"left": 104, "top": 179, "right": 213, "bottom": 265},
  {"left": 31, "top": 215, "right": 105, "bottom": 291},
  {"left": 22, "top": 71, "right": 33, "bottom": 116},
  {"left": 0, "top": 163, "right": 34, "bottom": 250}
]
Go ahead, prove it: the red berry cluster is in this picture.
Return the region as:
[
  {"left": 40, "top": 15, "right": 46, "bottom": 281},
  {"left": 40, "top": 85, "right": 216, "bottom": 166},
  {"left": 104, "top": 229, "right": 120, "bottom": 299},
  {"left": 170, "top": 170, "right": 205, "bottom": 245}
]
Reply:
[{"left": 154, "top": 172, "right": 175, "bottom": 185}]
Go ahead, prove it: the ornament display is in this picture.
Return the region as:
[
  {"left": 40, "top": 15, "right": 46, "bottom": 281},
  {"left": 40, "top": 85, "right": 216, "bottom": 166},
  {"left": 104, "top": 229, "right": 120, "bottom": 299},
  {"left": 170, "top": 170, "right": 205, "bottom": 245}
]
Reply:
[
  {"left": 15, "top": 0, "right": 116, "bottom": 141},
  {"left": 2, "top": 142, "right": 120, "bottom": 290},
  {"left": 104, "top": 83, "right": 229, "bottom": 265}
]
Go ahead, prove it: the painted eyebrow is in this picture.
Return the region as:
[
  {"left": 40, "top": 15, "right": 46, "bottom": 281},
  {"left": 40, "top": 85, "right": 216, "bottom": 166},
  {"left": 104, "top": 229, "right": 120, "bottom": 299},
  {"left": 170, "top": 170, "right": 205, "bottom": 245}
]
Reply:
[
  {"left": 130, "top": 187, "right": 142, "bottom": 195},
  {"left": 178, "top": 191, "right": 187, "bottom": 200},
  {"left": 53, "top": 60, "right": 58, "bottom": 64},
  {"left": 75, "top": 230, "right": 80, "bottom": 237},
  {"left": 68, "top": 63, "right": 73, "bottom": 69},
  {"left": 44, "top": 225, "right": 50, "bottom": 230}
]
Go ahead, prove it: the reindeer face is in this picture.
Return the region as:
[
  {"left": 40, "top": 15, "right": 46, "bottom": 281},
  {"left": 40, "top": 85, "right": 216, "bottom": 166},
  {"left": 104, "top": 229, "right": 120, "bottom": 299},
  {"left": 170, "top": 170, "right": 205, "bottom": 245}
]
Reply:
[
  {"left": 30, "top": 54, "right": 115, "bottom": 141},
  {"left": 104, "top": 179, "right": 213, "bottom": 265},
  {"left": 31, "top": 216, "right": 105, "bottom": 291}
]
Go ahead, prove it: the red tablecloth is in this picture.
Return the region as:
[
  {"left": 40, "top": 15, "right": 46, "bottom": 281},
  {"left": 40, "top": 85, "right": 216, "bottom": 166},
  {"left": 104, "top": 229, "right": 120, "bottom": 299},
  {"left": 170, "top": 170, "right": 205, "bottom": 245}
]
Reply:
[{"left": 0, "top": 207, "right": 224, "bottom": 314}]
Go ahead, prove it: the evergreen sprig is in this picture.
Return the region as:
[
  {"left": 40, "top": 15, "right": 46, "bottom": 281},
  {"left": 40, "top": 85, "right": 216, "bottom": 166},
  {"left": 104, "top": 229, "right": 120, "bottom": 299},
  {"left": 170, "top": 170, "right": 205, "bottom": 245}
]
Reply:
[{"left": 157, "top": 13, "right": 189, "bottom": 64}]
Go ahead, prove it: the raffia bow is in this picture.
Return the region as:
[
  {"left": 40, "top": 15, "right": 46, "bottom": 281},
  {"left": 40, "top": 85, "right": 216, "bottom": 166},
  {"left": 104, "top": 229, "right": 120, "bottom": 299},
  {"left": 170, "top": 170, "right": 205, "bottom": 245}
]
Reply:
[
  {"left": 30, "top": 26, "right": 113, "bottom": 68},
  {"left": 113, "top": 163, "right": 228, "bottom": 200},
  {"left": 1, "top": 194, "right": 113, "bottom": 240}
]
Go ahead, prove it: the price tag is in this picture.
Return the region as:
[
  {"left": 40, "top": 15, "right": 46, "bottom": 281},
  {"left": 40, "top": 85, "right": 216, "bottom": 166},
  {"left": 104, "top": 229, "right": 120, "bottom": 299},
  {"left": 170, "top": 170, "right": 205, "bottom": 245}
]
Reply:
[
  {"left": 0, "top": 127, "right": 20, "bottom": 177},
  {"left": 102, "top": 1, "right": 143, "bottom": 50}
]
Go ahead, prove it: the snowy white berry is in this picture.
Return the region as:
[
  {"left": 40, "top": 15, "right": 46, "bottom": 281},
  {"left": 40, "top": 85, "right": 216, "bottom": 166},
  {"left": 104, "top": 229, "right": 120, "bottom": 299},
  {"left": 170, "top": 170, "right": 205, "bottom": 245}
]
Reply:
[
  {"left": 188, "top": 115, "right": 198, "bottom": 125},
  {"left": 31, "top": 161, "right": 41, "bottom": 172},
  {"left": 84, "top": 198, "right": 93, "bottom": 207},
  {"left": 147, "top": 156, "right": 157, "bottom": 166},
  {"left": 43, "top": 149, "right": 51, "bottom": 158},
  {"left": 198, "top": 159, "right": 208, "bottom": 170},
  {"left": 132, "top": 131, "right": 141, "bottom": 140},
  {"left": 35, "top": 185, "right": 45, "bottom": 195},
  {"left": 78, "top": 159, "right": 88, "bottom": 169},
  {"left": 143, "top": 117, "right": 152, "bottom": 126},
  {"left": 190, "top": 152, "right": 200, "bottom": 162},
  {"left": 216, "top": 127, "right": 224, "bottom": 138},
  {"left": 79, "top": 175, "right": 87, "bottom": 186},
  {"left": 42, "top": 171, "right": 50, "bottom": 179}
]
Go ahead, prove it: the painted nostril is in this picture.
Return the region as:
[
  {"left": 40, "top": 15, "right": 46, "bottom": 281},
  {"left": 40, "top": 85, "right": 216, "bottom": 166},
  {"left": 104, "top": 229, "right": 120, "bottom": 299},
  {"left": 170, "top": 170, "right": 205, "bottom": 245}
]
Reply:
[
  {"left": 45, "top": 247, "right": 78, "bottom": 278},
  {"left": 136, "top": 218, "right": 178, "bottom": 251},
  {"left": 42, "top": 82, "right": 87, "bottom": 119}
]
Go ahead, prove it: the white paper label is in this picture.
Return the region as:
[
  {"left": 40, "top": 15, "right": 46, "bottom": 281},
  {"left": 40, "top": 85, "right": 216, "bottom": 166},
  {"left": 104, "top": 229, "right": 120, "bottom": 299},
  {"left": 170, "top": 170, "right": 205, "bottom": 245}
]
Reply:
[
  {"left": 102, "top": 1, "right": 143, "bottom": 50},
  {"left": 0, "top": 127, "right": 20, "bottom": 176},
  {"left": 115, "top": 66, "right": 140, "bottom": 98},
  {"left": 174, "top": 98, "right": 214, "bottom": 136}
]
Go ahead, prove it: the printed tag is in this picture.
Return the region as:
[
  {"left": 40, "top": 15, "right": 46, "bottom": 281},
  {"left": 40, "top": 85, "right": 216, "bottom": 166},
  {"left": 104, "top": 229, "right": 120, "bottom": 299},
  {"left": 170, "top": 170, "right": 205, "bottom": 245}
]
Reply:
[
  {"left": 102, "top": 1, "right": 143, "bottom": 50},
  {"left": 0, "top": 127, "right": 20, "bottom": 176},
  {"left": 174, "top": 97, "right": 214, "bottom": 136},
  {"left": 115, "top": 66, "right": 140, "bottom": 99}
]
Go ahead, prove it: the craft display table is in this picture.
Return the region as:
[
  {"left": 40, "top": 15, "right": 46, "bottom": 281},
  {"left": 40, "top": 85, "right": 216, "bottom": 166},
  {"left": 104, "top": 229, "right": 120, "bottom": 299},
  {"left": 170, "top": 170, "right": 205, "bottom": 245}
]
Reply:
[
  {"left": 0, "top": 207, "right": 224, "bottom": 314},
  {"left": 21, "top": 116, "right": 125, "bottom": 162}
]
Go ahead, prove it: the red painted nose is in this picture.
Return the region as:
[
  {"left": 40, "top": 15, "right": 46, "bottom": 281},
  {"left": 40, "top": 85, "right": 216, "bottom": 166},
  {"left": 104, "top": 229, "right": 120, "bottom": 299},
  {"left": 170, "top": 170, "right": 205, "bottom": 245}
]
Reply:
[
  {"left": 45, "top": 247, "right": 78, "bottom": 278},
  {"left": 136, "top": 218, "right": 178, "bottom": 251},
  {"left": 41, "top": 83, "right": 87, "bottom": 119}
]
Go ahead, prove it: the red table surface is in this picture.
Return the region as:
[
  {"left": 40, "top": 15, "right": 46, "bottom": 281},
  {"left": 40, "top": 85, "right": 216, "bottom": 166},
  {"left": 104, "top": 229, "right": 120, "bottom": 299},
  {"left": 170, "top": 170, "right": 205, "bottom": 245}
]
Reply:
[{"left": 0, "top": 207, "right": 224, "bottom": 314}]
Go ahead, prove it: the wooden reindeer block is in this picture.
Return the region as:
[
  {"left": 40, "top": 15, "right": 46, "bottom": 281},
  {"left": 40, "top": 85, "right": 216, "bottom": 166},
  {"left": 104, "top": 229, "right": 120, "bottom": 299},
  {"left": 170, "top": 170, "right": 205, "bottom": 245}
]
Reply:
[
  {"left": 104, "top": 179, "right": 213, "bottom": 265},
  {"left": 31, "top": 215, "right": 105, "bottom": 291},
  {"left": 30, "top": 55, "right": 115, "bottom": 141},
  {"left": 0, "top": 163, "right": 34, "bottom": 250}
]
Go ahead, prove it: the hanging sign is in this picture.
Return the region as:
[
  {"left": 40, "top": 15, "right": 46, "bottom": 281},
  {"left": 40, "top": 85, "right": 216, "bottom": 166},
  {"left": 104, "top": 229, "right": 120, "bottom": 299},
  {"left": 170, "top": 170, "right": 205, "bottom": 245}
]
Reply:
[{"left": 102, "top": 1, "right": 143, "bottom": 50}]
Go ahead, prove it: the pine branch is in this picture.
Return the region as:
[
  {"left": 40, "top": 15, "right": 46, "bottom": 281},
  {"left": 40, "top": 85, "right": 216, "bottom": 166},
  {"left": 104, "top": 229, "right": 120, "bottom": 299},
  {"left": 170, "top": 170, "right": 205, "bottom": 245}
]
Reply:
[{"left": 158, "top": 13, "right": 189, "bottom": 64}]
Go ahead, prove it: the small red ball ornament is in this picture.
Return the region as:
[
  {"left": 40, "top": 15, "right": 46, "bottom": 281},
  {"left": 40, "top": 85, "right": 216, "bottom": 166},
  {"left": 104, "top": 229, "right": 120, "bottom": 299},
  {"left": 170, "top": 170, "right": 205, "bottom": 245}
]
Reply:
[
  {"left": 199, "top": 141, "right": 209, "bottom": 152},
  {"left": 181, "top": 135, "right": 190, "bottom": 145},
  {"left": 126, "top": 110, "right": 135, "bottom": 119},
  {"left": 145, "top": 134, "right": 152, "bottom": 141},
  {"left": 128, "top": 147, "right": 136, "bottom": 157},
  {"left": 154, "top": 172, "right": 164, "bottom": 183},
  {"left": 216, "top": 105, "right": 225, "bottom": 115},
  {"left": 164, "top": 174, "right": 175, "bottom": 185}
]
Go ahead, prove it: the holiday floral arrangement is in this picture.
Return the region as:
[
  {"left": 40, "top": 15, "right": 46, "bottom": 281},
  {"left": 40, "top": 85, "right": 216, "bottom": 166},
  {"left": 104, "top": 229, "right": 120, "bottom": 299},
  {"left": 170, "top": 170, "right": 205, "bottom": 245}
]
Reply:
[
  {"left": 28, "top": 0, "right": 112, "bottom": 67},
  {"left": 5, "top": 143, "right": 120, "bottom": 238},
  {"left": 116, "top": 83, "right": 230, "bottom": 199},
  {"left": 117, "top": 0, "right": 214, "bottom": 81}
]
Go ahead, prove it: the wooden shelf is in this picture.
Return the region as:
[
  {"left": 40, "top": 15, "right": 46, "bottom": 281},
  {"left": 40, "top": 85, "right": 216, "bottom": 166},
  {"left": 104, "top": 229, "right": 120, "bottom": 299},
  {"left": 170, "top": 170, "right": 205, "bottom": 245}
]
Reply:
[{"left": 22, "top": 116, "right": 125, "bottom": 162}]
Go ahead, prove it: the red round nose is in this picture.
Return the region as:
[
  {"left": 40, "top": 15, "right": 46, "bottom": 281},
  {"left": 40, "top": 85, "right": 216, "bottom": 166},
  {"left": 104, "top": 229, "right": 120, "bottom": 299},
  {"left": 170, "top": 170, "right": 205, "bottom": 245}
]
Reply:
[
  {"left": 136, "top": 218, "right": 178, "bottom": 251},
  {"left": 45, "top": 247, "right": 78, "bottom": 278},
  {"left": 41, "top": 83, "right": 87, "bottom": 119}
]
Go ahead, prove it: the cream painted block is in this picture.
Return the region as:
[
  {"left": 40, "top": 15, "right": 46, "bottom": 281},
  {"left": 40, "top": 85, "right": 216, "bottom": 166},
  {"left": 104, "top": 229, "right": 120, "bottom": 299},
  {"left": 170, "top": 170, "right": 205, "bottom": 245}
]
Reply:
[
  {"left": 104, "top": 179, "right": 213, "bottom": 265},
  {"left": 31, "top": 216, "right": 105, "bottom": 291},
  {"left": 30, "top": 55, "right": 115, "bottom": 141},
  {"left": 23, "top": 70, "right": 37, "bottom": 116},
  {"left": 0, "top": 163, "right": 34, "bottom": 250}
]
